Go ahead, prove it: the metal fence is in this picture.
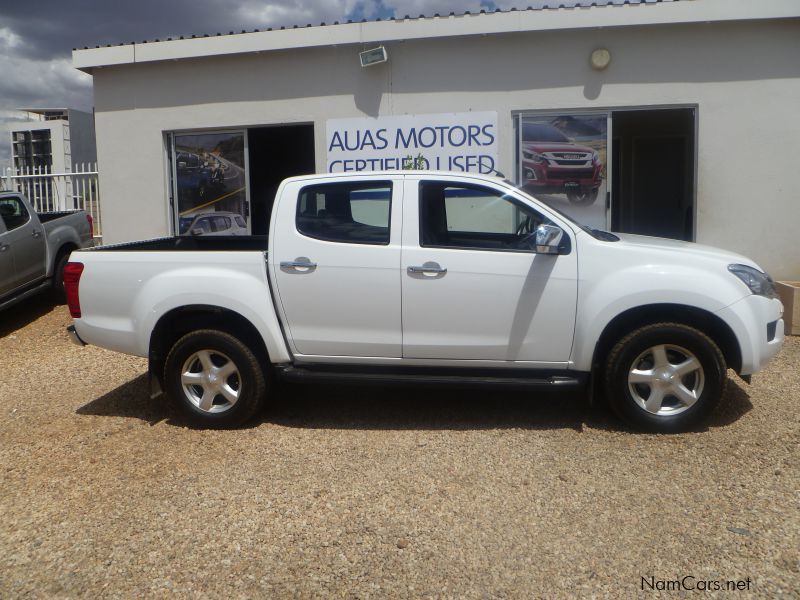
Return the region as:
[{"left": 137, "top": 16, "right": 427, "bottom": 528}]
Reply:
[{"left": 1, "top": 164, "right": 103, "bottom": 241}]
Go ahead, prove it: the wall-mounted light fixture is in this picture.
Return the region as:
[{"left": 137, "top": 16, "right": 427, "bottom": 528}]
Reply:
[
  {"left": 359, "top": 46, "right": 388, "bottom": 67},
  {"left": 590, "top": 48, "right": 611, "bottom": 71}
]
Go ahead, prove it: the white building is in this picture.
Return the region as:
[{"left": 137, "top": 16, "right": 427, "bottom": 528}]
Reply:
[
  {"left": 6, "top": 108, "right": 97, "bottom": 210},
  {"left": 73, "top": 0, "right": 800, "bottom": 278}
]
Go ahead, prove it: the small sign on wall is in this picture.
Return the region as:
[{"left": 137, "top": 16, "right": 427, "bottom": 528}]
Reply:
[{"left": 326, "top": 112, "right": 498, "bottom": 174}]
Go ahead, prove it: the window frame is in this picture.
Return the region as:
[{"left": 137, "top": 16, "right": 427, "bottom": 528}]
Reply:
[
  {"left": 295, "top": 180, "right": 394, "bottom": 246},
  {"left": 417, "top": 181, "right": 558, "bottom": 254},
  {"left": 0, "top": 196, "right": 32, "bottom": 233}
]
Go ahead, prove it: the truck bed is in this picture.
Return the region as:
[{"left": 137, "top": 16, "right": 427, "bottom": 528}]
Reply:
[
  {"left": 89, "top": 235, "right": 269, "bottom": 252},
  {"left": 37, "top": 210, "right": 83, "bottom": 223}
]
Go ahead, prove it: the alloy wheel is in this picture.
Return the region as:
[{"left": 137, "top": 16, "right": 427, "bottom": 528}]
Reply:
[
  {"left": 180, "top": 349, "right": 241, "bottom": 413},
  {"left": 627, "top": 344, "right": 705, "bottom": 416}
]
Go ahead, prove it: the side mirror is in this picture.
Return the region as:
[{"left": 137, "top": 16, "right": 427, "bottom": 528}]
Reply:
[
  {"left": 177, "top": 161, "right": 187, "bottom": 168},
  {"left": 535, "top": 224, "right": 564, "bottom": 254},
  {"left": 190, "top": 227, "right": 203, "bottom": 236}
]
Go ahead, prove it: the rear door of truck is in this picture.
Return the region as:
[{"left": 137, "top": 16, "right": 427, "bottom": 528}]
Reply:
[{"left": 269, "top": 175, "right": 403, "bottom": 357}]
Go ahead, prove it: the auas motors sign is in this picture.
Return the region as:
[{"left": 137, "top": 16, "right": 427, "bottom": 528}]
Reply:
[{"left": 326, "top": 112, "right": 498, "bottom": 174}]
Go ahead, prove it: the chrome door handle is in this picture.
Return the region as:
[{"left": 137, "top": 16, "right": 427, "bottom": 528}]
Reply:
[
  {"left": 408, "top": 264, "right": 447, "bottom": 274},
  {"left": 280, "top": 258, "right": 317, "bottom": 270},
  {"left": 31, "top": 230, "right": 42, "bottom": 239}
]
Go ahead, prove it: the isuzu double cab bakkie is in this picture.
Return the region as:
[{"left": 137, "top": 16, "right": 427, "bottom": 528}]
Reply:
[
  {"left": 0, "top": 191, "right": 94, "bottom": 311},
  {"left": 65, "top": 172, "right": 784, "bottom": 432}
]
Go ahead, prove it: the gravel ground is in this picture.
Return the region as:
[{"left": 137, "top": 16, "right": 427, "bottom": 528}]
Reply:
[{"left": 1, "top": 299, "right": 798, "bottom": 598}]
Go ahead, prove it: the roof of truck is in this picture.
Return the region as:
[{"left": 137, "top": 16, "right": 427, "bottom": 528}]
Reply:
[{"left": 282, "top": 171, "right": 507, "bottom": 183}]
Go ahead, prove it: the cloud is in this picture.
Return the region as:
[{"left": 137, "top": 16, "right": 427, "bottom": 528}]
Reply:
[
  {"left": 235, "top": 0, "right": 363, "bottom": 26},
  {"left": 0, "top": 52, "right": 92, "bottom": 170}
]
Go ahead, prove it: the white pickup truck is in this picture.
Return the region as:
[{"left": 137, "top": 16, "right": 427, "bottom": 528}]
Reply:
[
  {"left": 0, "top": 191, "right": 94, "bottom": 311},
  {"left": 65, "top": 172, "right": 784, "bottom": 432}
]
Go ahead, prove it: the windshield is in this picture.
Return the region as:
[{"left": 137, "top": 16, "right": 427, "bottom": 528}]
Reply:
[
  {"left": 179, "top": 216, "right": 195, "bottom": 234},
  {"left": 501, "top": 179, "right": 618, "bottom": 241},
  {"left": 521, "top": 123, "right": 569, "bottom": 143}
]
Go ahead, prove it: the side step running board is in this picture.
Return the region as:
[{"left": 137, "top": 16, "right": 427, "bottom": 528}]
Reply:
[{"left": 274, "top": 365, "right": 587, "bottom": 390}]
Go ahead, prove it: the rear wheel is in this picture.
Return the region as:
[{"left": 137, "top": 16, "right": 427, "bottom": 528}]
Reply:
[
  {"left": 51, "top": 251, "right": 70, "bottom": 301},
  {"left": 164, "top": 329, "right": 266, "bottom": 427},
  {"left": 604, "top": 323, "right": 726, "bottom": 432}
]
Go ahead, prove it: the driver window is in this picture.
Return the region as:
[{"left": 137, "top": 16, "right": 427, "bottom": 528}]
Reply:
[
  {"left": 419, "top": 181, "right": 549, "bottom": 251},
  {"left": 0, "top": 196, "right": 30, "bottom": 232}
]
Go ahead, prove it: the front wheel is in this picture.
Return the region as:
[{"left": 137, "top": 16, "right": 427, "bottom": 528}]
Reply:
[
  {"left": 164, "top": 329, "right": 266, "bottom": 427},
  {"left": 604, "top": 323, "right": 727, "bottom": 432},
  {"left": 566, "top": 188, "right": 598, "bottom": 206}
]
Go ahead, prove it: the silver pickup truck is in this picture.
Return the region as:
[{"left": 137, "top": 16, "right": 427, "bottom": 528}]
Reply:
[{"left": 0, "top": 191, "right": 94, "bottom": 311}]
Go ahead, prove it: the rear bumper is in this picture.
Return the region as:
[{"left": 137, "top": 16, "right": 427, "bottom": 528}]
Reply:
[
  {"left": 716, "top": 295, "right": 784, "bottom": 376},
  {"left": 67, "top": 324, "right": 87, "bottom": 347}
]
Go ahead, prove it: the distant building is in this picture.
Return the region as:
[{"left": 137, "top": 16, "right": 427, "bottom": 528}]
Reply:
[
  {"left": 6, "top": 108, "right": 97, "bottom": 208},
  {"left": 9, "top": 108, "right": 96, "bottom": 173}
]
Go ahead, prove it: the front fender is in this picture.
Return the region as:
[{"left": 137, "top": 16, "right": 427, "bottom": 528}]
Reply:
[{"left": 571, "top": 264, "right": 749, "bottom": 371}]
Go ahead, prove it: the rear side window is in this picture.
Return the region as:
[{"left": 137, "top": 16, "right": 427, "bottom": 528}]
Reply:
[
  {"left": 0, "top": 196, "right": 30, "bottom": 231},
  {"left": 296, "top": 181, "right": 392, "bottom": 245}
]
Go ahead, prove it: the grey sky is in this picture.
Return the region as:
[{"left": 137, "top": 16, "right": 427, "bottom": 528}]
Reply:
[{"left": 0, "top": 0, "right": 656, "bottom": 168}]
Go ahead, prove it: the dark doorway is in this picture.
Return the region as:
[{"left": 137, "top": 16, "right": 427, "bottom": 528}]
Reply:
[
  {"left": 248, "top": 124, "right": 315, "bottom": 235},
  {"left": 610, "top": 108, "right": 695, "bottom": 241}
]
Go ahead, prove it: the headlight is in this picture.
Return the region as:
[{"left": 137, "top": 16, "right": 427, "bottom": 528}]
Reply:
[
  {"left": 523, "top": 150, "right": 545, "bottom": 163},
  {"left": 728, "top": 264, "right": 778, "bottom": 299}
]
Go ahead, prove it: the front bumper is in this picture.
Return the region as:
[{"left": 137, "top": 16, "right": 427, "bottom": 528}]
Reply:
[
  {"left": 716, "top": 295, "right": 784, "bottom": 376},
  {"left": 67, "top": 324, "right": 87, "bottom": 347},
  {"left": 521, "top": 160, "right": 602, "bottom": 189}
]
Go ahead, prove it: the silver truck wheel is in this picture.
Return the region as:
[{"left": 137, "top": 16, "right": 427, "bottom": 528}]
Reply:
[
  {"left": 605, "top": 323, "right": 726, "bottom": 433},
  {"left": 628, "top": 344, "right": 705, "bottom": 416},
  {"left": 164, "top": 329, "right": 266, "bottom": 427},
  {"left": 181, "top": 349, "right": 241, "bottom": 414}
]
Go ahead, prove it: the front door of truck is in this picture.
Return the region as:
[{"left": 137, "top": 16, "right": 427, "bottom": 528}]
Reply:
[
  {"left": 0, "top": 219, "right": 13, "bottom": 298},
  {"left": 400, "top": 177, "right": 578, "bottom": 363},
  {"left": 271, "top": 177, "right": 402, "bottom": 357},
  {"left": 0, "top": 196, "right": 47, "bottom": 291}
]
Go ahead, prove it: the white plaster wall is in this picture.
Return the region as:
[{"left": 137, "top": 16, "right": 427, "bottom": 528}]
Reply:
[
  {"left": 67, "top": 109, "right": 97, "bottom": 168},
  {"left": 91, "top": 19, "right": 800, "bottom": 278}
]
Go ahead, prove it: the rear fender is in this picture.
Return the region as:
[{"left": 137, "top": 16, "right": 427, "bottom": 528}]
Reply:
[{"left": 135, "top": 266, "right": 291, "bottom": 363}]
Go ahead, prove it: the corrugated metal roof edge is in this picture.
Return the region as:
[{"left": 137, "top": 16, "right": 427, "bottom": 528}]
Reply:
[{"left": 73, "top": 0, "right": 681, "bottom": 51}]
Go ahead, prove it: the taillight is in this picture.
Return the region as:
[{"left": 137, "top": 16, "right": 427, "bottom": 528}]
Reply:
[
  {"left": 64, "top": 262, "right": 84, "bottom": 318},
  {"left": 86, "top": 214, "right": 94, "bottom": 239}
]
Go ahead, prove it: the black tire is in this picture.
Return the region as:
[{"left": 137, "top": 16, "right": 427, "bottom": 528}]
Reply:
[
  {"left": 51, "top": 250, "right": 71, "bottom": 301},
  {"left": 566, "top": 188, "right": 598, "bottom": 206},
  {"left": 604, "top": 323, "right": 727, "bottom": 433},
  {"left": 163, "top": 329, "right": 266, "bottom": 427}
]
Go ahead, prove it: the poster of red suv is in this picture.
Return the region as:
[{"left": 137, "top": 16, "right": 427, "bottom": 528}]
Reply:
[{"left": 518, "top": 115, "right": 607, "bottom": 230}]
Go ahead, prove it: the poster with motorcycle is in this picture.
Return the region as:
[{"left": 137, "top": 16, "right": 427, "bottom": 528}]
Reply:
[
  {"left": 517, "top": 114, "right": 607, "bottom": 230},
  {"left": 174, "top": 131, "right": 249, "bottom": 236}
]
